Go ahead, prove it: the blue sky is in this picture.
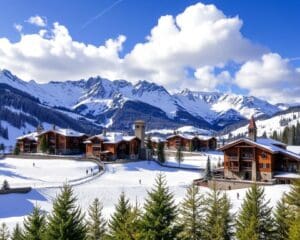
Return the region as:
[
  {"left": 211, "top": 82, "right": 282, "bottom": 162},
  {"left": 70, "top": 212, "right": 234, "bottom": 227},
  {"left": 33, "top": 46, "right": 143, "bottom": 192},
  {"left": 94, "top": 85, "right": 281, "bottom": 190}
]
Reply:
[{"left": 0, "top": 0, "right": 299, "bottom": 103}]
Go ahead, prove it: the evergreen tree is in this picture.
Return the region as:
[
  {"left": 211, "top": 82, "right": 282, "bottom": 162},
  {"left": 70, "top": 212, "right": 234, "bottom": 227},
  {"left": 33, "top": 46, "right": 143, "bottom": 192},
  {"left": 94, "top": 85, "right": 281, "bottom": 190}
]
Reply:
[
  {"left": 236, "top": 184, "right": 274, "bottom": 240},
  {"left": 288, "top": 213, "right": 300, "bottom": 240},
  {"left": 157, "top": 141, "right": 165, "bottom": 163},
  {"left": 282, "top": 127, "right": 290, "bottom": 144},
  {"left": 176, "top": 145, "right": 184, "bottom": 167},
  {"left": 271, "top": 130, "right": 278, "bottom": 141},
  {"left": 1, "top": 180, "right": 9, "bottom": 190},
  {"left": 107, "top": 192, "right": 138, "bottom": 239},
  {"left": 177, "top": 184, "right": 204, "bottom": 240},
  {"left": 146, "top": 136, "right": 153, "bottom": 155},
  {"left": 274, "top": 197, "right": 291, "bottom": 240},
  {"left": 262, "top": 131, "right": 267, "bottom": 138},
  {"left": 13, "top": 144, "right": 20, "bottom": 155},
  {"left": 39, "top": 135, "right": 48, "bottom": 153},
  {"left": 285, "top": 179, "right": 300, "bottom": 210},
  {"left": 140, "top": 174, "right": 178, "bottom": 240},
  {"left": 46, "top": 184, "right": 87, "bottom": 240},
  {"left": 0, "top": 143, "right": 4, "bottom": 154},
  {"left": 11, "top": 224, "right": 24, "bottom": 240},
  {"left": 86, "top": 198, "right": 107, "bottom": 240},
  {"left": 23, "top": 206, "right": 46, "bottom": 240},
  {"left": 203, "top": 185, "right": 234, "bottom": 240},
  {"left": 204, "top": 156, "right": 212, "bottom": 181},
  {"left": 0, "top": 223, "right": 9, "bottom": 240}
]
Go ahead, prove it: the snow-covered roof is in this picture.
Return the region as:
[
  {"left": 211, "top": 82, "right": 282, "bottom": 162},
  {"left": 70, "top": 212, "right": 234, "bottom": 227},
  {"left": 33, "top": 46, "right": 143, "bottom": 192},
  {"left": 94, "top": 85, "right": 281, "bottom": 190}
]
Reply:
[
  {"left": 87, "top": 132, "right": 138, "bottom": 144},
  {"left": 39, "top": 128, "right": 86, "bottom": 137},
  {"left": 197, "top": 135, "right": 215, "bottom": 141},
  {"left": 220, "top": 137, "right": 300, "bottom": 161},
  {"left": 166, "top": 133, "right": 197, "bottom": 140},
  {"left": 166, "top": 133, "right": 215, "bottom": 141},
  {"left": 150, "top": 136, "right": 166, "bottom": 143},
  {"left": 17, "top": 132, "right": 39, "bottom": 141},
  {"left": 287, "top": 146, "right": 300, "bottom": 155}
]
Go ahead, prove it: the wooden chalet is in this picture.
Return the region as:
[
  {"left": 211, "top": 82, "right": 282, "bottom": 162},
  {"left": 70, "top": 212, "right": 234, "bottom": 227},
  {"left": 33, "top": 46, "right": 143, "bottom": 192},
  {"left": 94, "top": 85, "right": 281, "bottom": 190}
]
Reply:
[
  {"left": 220, "top": 117, "right": 300, "bottom": 183},
  {"left": 85, "top": 132, "right": 141, "bottom": 161},
  {"left": 166, "top": 133, "right": 217, "bottom": 151},
  {"left": 148, "top": 136, "right": 166, "bottom": 149},
  {"left": 16, "top": 132, "right": 39, "bottom": 153},
  {"left": 37, "top": 127, "right": 87, "bottom": 154}
]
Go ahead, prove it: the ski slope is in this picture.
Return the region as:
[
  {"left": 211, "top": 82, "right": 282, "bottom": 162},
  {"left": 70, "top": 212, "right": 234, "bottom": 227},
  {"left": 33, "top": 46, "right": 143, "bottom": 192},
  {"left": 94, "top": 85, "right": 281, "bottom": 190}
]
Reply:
[{"left": 0, "top": 159, "right": 291, "bottom": 231}]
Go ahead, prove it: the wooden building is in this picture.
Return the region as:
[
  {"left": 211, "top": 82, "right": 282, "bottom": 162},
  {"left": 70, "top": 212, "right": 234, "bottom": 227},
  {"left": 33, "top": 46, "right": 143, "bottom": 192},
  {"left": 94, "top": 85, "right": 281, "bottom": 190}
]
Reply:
[
  {"left": 85, "top": 132, "right": 141, "bottom": 161},
  {"left": 220, "top": 117, "right": 300, "bottom": 183},
  {"left": 16, "top": 132, "right": 39, "bottom": 153},
  {"left": 148, "top": 136, "right": 166, "bottom": 150},
  {"left": 166, "top": 134, "right": 217, "bottom": 151},
  {"left": 37, "top": 127, "right": 87, "bottom": 154}
]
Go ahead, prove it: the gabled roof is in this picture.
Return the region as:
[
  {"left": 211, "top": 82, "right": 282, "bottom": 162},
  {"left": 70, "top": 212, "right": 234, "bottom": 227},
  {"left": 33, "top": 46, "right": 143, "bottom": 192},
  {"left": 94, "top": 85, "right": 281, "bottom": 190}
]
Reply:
[
  {"left": 38, "top": 128, "right": 86, "bottom": 137},
  {"left": 87, "top": 132, "right": 139, "bottom": 144},
  {"left": 166, "top": 133, "right": 215, "bottom": 141},
  {"left": 17, "top": 132, "right": 39, "bottom": 141},
  {"left": 219, "top": 137, "right": 300, "bottom": 161},
  {"left": 150, "top": 136, "right": 166, "bottom": 143}
]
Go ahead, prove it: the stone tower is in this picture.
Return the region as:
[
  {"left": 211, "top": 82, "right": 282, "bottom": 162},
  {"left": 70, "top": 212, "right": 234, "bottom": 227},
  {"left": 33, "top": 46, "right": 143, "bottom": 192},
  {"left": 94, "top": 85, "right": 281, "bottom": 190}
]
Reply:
[
  {"left": 134, "top": 120, "right": 145, "bottom": 149},
  {"left": 248, "top": 116, "right": 257, "bottom": 142}
]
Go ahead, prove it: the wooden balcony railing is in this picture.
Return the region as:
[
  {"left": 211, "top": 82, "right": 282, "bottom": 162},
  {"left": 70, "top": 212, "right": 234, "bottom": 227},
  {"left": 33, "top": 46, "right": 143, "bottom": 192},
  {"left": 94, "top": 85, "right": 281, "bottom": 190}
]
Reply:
[
  {"left": 229, "top": 166, "right": 239, "bottom": 172},
  {"left": 228, "top": 156, "right": 239, "bottom": 161}
]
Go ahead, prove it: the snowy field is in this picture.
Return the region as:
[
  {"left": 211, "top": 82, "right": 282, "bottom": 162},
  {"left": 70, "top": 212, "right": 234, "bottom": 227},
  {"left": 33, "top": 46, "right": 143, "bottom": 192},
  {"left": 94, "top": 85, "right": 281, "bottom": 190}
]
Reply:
[
  {"left": 164, "top": 151, "right": 223, "bottom": 169},
  {"left": 0, "top": 159, "right": 291, "bottom": 231},
  {"left": 0, "top": 158, "right": 99, "bottom": 188}
]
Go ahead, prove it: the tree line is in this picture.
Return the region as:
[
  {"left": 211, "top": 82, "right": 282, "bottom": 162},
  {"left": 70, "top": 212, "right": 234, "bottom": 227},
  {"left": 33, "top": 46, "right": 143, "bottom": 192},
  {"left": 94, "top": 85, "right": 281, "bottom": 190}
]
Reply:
[
  {"left": 270, "top": 121, "right": 300, "bottom": 145},
  {"left": 1, "top": 175, "right": 299, "bottom": 240}
]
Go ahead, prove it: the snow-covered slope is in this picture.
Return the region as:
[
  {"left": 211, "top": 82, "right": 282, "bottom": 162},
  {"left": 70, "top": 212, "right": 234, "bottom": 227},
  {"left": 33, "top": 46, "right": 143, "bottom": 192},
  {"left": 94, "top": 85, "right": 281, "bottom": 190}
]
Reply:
[
  {"left": 0, "top": 69, "right": 282, "bottom": 130},
  {"left": 223, "top": 110, "right": 300, "bottom": 139}
]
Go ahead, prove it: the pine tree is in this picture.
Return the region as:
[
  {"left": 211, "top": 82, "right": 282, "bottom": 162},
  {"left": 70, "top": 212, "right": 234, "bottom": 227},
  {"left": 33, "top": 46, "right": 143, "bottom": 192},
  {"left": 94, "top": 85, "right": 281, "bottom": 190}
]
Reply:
[
  {"left": 274, "top": 197, "right": 291, "bottom": 240},
  {"left": 271, "top": 130, "right": 278, "bottom": 141},
  {"left": 39, "top": 135, "right": 48, "bottom": 153},
  {"left": 177, "top": 184, "right": 204, "bottom": 240},
  {"left": 288, "top": 213, "right": 300, "bottom": 240},
  {"left": 86, "top": 198, "right": 107, "bottom": 240},
  {"left": 236, "top": 184, "right": 274, "bottom": 240},
  {"left": 23, "top": 206, "right": 46, "bottom": 240},
  {"left": 107, "top": 192, "right": 138, "bottom": 239},
  {"left": 285, "top": 179, "right": 300, "bottom": 210},
  {"left": 11, "top": 224, "right": 24, "bottom": 240},
  {"left": 204, "top": 156, "right": 212, "bottom": 181},
  {"left": 176, "top": 145, "right": 184, "bottom": 167},
  {"left": 282, "top": 127, "right": 290, "bottom": 144},
  {"left": 203, "top": 185, "right": 234, "bottom": 240},
  {"left": 140, "top": 173, "right": 178, "bottom": 240},
  {"left": 46, "top": 184, "right": 87, "bottom": 240},
  {"left": 0, "top": 223, "right": 9, "bottom": 240},
  {"left": 157, "top": 141, "right": 165, "bottom": 163},
  {"left": 14, "top": 144, "right": 20, "bottom": 155},
  {"left": 146, "top": 135, "right": 153, "bottom": 155}
]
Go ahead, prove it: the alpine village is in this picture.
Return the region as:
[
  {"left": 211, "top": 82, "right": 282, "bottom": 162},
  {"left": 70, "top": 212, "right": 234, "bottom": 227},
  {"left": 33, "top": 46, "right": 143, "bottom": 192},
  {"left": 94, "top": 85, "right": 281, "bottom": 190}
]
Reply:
[{"left": 0, "top": 1, "right": 300, "bottom": 240}]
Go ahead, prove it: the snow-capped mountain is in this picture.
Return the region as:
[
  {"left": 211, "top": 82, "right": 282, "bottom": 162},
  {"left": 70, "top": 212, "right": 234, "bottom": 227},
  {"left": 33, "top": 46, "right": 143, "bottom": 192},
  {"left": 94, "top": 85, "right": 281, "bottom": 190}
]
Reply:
[{"left": 0, "top": 68, "right": 287, "bottom": 146}]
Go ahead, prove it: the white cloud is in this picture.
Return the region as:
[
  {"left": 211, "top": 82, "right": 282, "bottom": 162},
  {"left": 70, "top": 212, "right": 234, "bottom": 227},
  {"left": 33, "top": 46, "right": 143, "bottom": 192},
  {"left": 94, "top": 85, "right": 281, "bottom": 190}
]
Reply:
[
  {"left": 194, "top": 66, "right": 232, "bottom": 91},
  {"left": 14, "top": 23, "right": 23, "bottom": 32},
  {"left": 27, "top": 15, "right": 47, "bottom": 27},
  {"left": 235, "top": 53, "right": 300, "bottom": 103},
  {"left": 1, "top": 2, "right": 298, "bottom": 104},
  {"left": 122, "top": 3, "right": 264, "bottom": 90}
]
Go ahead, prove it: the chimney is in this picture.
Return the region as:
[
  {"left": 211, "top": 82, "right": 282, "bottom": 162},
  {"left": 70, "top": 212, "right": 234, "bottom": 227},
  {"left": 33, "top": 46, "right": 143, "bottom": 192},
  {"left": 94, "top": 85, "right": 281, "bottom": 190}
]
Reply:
[
  {"left": 248, "top": 116, "right": 257, "bottom": 142},
  {"left": 134, "top": 120, "right": 145, "bottom": 148}
]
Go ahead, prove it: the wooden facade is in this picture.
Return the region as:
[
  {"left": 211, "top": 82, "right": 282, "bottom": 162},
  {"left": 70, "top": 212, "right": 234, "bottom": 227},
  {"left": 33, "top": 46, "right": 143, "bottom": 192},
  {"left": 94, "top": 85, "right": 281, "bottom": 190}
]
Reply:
[
  {"left": 85, "top": 135, "right": 141, "bottom": 161},
  {"left": 166, "top": 134, "right": 217, "bottom": 151},
  {"left": 17, "top": 138, "right": 38, "bottom": 153},
  {"left": 221, "top": 139, "right": 300, "bottom": 182},
  {"left": 37, "top": 130, "right": 87, "bottom": 155}
]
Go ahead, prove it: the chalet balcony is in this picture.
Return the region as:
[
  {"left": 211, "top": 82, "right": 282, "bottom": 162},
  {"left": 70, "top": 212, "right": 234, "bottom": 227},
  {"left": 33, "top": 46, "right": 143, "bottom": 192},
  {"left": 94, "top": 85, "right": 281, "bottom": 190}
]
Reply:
[
  {"left": 228, "top": 156, "right": 239, "bottom": 161},
  {"left": 241, "top": 166, "right": 252, "bottom": 171},
  {"left": 241, "top": 155, "right": 254, "bottom": 161}
]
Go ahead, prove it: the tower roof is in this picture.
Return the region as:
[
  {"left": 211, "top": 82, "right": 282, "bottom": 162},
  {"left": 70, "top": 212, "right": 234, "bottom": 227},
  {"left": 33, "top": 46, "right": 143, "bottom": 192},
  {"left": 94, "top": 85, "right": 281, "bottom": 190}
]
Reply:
[{"left": 248, "top": 116, "right": 257, "bottom": 129}]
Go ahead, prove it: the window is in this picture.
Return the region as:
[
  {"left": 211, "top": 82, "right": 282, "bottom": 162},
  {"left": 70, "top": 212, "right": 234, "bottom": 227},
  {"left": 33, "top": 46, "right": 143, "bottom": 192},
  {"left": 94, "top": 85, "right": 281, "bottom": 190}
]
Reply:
[{"left": 261, "top": 152, "right": 267, "bottom": 159}]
